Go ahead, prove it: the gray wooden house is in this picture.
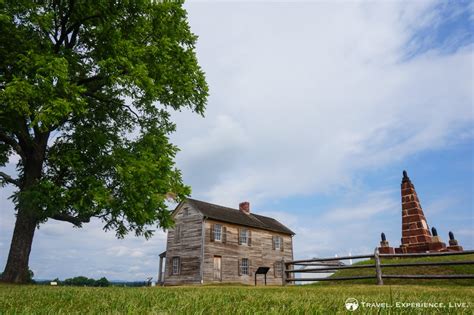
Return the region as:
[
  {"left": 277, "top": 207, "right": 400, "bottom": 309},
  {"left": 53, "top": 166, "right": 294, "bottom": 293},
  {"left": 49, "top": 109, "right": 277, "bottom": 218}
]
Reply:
[{"left": 157, "top": 198, "right": 294, "bottom": 285}]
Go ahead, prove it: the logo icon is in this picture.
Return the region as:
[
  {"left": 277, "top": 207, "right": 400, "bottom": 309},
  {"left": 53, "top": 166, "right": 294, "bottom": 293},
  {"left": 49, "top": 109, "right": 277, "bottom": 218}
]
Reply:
[{"left": 345, "top": 298, "right": 359, "bottom": 311}]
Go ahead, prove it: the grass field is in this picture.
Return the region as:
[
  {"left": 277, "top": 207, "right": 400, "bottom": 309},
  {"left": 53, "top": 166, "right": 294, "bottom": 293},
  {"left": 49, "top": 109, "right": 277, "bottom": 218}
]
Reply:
[
  {"left": 0, "top": 284, "right": 473, "bottom": 314},
  {"left": 1, "top": 254, "right": 472, "bottom": 314},
  {"left": 326, "top": 253, "right": 474, "bottom": 286}
]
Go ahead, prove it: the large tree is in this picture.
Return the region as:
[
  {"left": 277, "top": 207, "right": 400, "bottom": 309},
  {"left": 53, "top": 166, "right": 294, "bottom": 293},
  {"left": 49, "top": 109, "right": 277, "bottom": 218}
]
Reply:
[{"left": 0, "top": 0, "right": 208, "bottom": 283}]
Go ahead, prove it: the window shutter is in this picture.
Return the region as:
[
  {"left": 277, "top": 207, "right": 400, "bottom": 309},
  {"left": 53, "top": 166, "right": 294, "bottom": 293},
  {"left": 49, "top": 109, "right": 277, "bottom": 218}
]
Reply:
[
  {"left": 248, "top": 259, "right": 252, "bottom": 275},
  {"left": 272, "top": 236, "right": 275, "bottom": 250},
  {"left": 238, "top": 259, "right": 241, "bottom": 276},
  {"left": 168, "top": 258, "right": 172, "bottom": 276},
  {"left": 174, "top": 225, "right": 179, "bottom": 243},
  {"left": 238, "top": 228, "right": 242, "bottom": 245},
  {"left": 248, "top": 230, "right": 252, "bottom": 246},
  {"left": 210, "top": 224, "right": 215, "bottom": 242},
  {"left": 222, "top": 226, "right": 227, "bottom": 243},
  {"left": 273, "top": 262, "right": 277, "bottom": 277},
  {"left": 280, "top": 236, "right": 284, "bottom": 252},
  {"left": 179, "top": 258, "right": 182, "bottom": 275}
]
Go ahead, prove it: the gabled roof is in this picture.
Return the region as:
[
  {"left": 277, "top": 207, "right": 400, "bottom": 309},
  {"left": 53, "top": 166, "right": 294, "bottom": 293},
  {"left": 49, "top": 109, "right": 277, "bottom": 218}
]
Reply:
[{"left": 184, "top": 198, "right": 295, "bottom": 235}]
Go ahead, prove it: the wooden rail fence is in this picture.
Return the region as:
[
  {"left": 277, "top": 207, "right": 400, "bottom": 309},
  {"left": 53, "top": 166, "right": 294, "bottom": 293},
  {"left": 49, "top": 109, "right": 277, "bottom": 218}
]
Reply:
[{"left": 282, "top": 249, "right": 474, "bottom": 285}]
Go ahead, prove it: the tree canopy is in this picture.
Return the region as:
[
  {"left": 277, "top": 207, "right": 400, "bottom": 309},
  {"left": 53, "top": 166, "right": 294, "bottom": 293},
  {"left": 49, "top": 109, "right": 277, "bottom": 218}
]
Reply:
[
  {"left": 0, "top": 0, "right": 208, "bottom": 283},
  {"left": 62, "top": 276, "right": 110, "bottom": 287}
]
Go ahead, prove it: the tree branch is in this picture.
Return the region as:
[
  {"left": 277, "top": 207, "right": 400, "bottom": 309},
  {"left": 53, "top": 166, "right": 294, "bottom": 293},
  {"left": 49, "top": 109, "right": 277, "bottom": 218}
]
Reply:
[
  {"left": 65, "top": 24, "right": 80, "bottom": 48},
  {"left": 54, "top": 0, "right": 75, "bottom": 51},
  {"left": 0, "top": 171, "right": 20, "bottom": 186},
  {"left": 50, "top": 213, "right": 90, "bottom": 227},
  {"left": 123, "top": 104, "right": 141, "bottom": 122},
  {"left": 77, "top": 74, "right": 104, "bottom": 86},
  {"left": 0, "top": 131, "right": 25, "bottom": 159}
]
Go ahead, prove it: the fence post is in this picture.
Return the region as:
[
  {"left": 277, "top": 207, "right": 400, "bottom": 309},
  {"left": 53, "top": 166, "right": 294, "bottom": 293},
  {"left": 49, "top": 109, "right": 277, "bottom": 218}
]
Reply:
[
  {"left": 374, "top": 247, "right": 383, "bottom": 285},
  {"left": 282, "top": 259, "right": 287, "bottom": 286}
]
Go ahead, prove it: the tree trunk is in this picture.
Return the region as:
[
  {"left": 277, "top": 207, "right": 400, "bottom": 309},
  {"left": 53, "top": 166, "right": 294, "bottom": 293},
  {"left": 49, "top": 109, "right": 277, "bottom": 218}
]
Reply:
[
  {"left": 1, "top": 120, "right": 49, "bottom": 283},
  {"left": 1, "top": 148, "right": 45, "bottom": 284},
  {"left": 1, "top": 205, "right": 37, "bottom": 283}
]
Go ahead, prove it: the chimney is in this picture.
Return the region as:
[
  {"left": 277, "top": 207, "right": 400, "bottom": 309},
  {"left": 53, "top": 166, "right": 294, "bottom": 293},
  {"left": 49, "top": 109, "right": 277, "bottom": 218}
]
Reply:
[{"left": 239, "top": 201, "right": 250, "bottom": 214}]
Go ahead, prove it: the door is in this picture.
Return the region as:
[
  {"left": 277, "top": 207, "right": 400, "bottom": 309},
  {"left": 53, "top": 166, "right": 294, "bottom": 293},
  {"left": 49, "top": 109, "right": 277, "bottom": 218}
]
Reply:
[{"left": 213, "top": 256, "right": 222, "bottom": 281}]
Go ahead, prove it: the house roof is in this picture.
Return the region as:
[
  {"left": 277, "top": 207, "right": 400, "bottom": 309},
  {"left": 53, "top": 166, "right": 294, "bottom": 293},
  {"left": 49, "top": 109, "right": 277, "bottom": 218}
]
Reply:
[{"left": 185, "top": 198, "right": 295, "bottom": 235}]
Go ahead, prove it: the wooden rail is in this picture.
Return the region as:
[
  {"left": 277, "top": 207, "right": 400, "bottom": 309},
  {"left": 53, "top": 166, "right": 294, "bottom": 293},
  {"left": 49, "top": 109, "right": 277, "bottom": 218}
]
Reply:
[
  {"left": 381, "top": 261, "right": 474, "bottom": 268},
  {"left": 379, "top": 250, "right": 474, "bottom": 258},
  {"left": 282, "top": 249, "right": 474, "bottom": 285},
  {"left": 286, "top": 276, "right": 376, "bottom": 282},
  {"left": 382, "top": 275, "right": 474, "bottom": 279},
  {"left": 286, "top": 264, "right": 375, "bottom": 273},
  {"left": 287, "top": 254, "right": 373, "bottom": 264}
]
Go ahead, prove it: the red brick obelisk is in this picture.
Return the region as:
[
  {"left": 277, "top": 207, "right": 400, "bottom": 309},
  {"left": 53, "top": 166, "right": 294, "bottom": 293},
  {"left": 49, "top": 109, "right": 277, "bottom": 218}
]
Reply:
[
  {"left": 383, "top": 170, "right": 462, "bottom": 254},
  {"left": 399, "top": 170, "right": 434, "bottom": 253}
]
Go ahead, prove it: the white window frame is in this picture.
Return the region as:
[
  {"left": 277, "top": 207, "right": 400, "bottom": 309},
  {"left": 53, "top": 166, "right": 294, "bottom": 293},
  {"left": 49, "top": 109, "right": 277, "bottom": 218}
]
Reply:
[
  {"left": 172, "top": 257, "right": 180, "bottom": 275},
  {"left": 274, "top": 236, "right": 281, "bottom": 250},
  {"left": 241, "top": 258, "right": 249, "bottom": 275},
  {"left": 214, "top": 224, "right": 222, "bottom": 242},
  {"left": 240, "top": 228, "right": 248, "bottom": 245}
]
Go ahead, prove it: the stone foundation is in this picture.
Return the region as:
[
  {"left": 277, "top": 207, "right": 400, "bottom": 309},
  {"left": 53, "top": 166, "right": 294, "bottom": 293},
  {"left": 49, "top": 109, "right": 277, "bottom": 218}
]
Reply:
[{"left": 378, "top": 246, "right": 395, "bottom": 254}]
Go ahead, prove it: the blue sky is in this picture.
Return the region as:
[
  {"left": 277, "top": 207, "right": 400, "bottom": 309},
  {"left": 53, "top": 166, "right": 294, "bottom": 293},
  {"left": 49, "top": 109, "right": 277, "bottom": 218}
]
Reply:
[
  {"left": 406, "top": 0, "right": 473, "bottom": 57},
  {"left": 0, "top": 0, "right": 473, "bottom": 281}
]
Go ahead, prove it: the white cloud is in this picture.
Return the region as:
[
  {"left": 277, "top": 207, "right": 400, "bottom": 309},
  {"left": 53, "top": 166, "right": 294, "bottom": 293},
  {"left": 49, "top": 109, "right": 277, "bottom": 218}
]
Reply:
[
  {"left": 129, "top": 266, "right": 141, "bottom": 272},
  {"left": 423, "top": 194, "right": 461, "bottom": 215},
  {"left": 106, "top": 246, "right": 145, "bottom": 258},
  {"left": 173, "top": 1, "right": 473, "bottom": 208},
  {"left": 457, "top": 229, "right": 474, "bottom": 237},
  {"left": 0, "top": 204, "right": 166, "bottom": 280},
  {"left": 323, "top": 191, "right": 398, "bottom": 222},
  {"left": 272, "top": 189, "right": 401, "bottom": 259}
]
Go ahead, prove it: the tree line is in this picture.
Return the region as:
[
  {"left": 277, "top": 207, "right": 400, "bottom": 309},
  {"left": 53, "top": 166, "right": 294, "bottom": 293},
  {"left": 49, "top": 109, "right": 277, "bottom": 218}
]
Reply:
[{"left": 51, "top": 276, "right": 110, "bottom": 287}]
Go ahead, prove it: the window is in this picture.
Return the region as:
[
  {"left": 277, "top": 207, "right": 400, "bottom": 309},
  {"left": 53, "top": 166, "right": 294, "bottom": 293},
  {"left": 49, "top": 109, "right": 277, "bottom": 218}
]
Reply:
[
  {"left": 214, "top": 224, "right": 222, "bottom": 241},
  {"left": 274, "top": 261, "right": 283, "bottom": 277},
  {"left": 274, "top": 236, "right": 281, "bottom": 250},
  {"left": 238, "top": 228, "right": 251, "bottom": 245},
  {"left": 172, "top": 257, "right": 180, "bottom": 275},
  {"left": 183, "top": 207, "right": 189, "bottom": 216},
  {"left": 211, "top": 224, "right": 226, "bottom": 243},
  {"left": 239, "top": 228, "right": 248, "bottom": 245},
  {"left": 240, "top": 258, "right": 249, "bottom": 275}
]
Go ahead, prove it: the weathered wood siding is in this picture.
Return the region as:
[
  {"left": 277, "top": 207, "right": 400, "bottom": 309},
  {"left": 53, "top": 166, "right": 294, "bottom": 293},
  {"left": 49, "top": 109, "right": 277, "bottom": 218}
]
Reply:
[
  {"left": 202, "top": 219, "right": 293, "bottom": 285},
  {"left": 164, "top": 203, "right": 203, "bottom": 285}
]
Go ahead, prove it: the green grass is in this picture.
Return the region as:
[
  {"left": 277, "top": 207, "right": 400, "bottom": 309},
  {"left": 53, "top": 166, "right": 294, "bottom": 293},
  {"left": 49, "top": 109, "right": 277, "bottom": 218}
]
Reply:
[
  {"left": 0, "top": 284, "right": 473, "bottom": 314},
  {"left": 325, "top": 253, "right": 474, "bottom": 286}
]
